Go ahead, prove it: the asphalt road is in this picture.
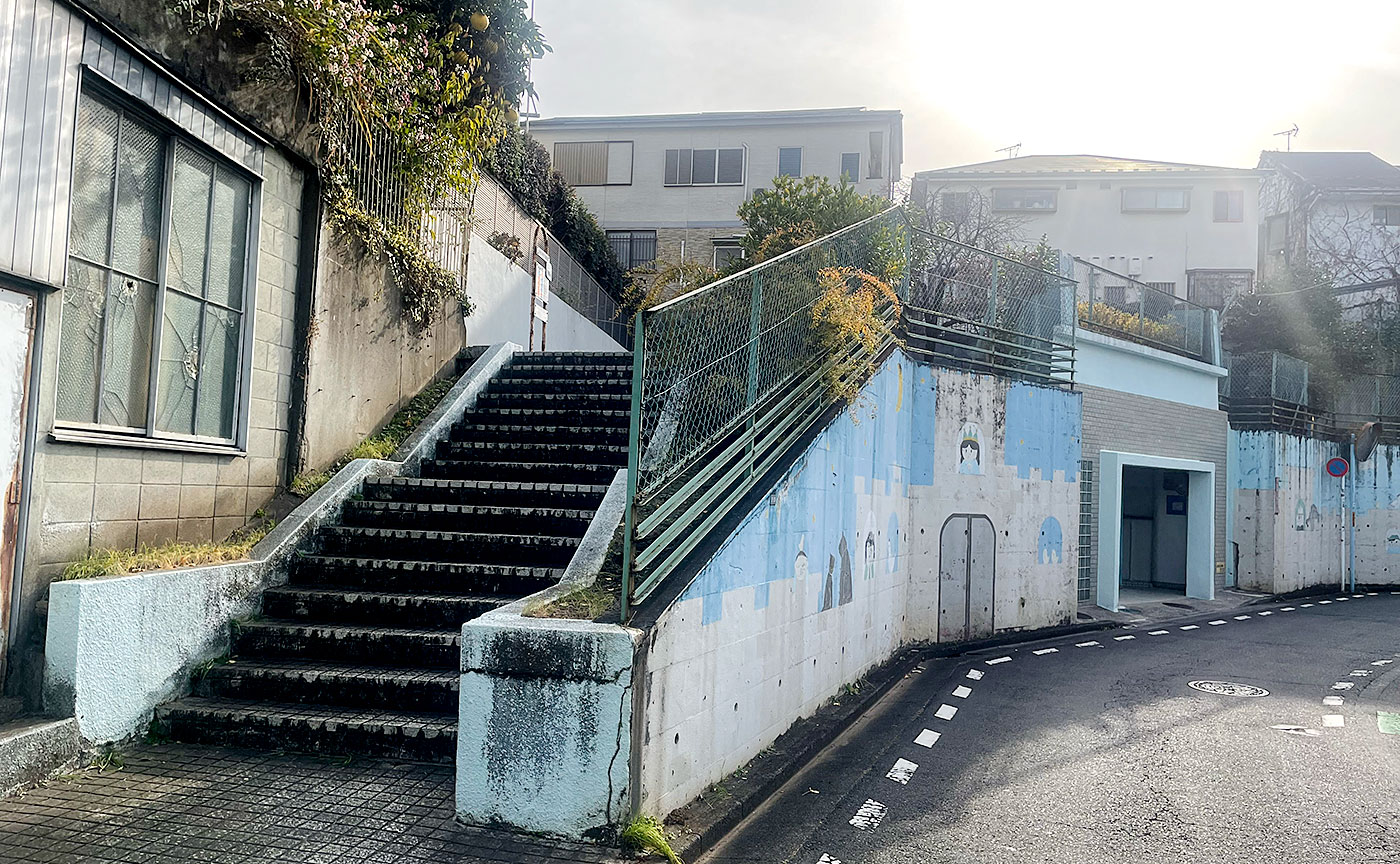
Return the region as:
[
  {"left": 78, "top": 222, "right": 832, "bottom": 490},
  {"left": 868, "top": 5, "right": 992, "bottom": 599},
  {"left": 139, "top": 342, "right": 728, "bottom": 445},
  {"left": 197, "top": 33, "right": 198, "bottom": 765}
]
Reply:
[{"left": 702, "top": 592, "right": 1400, "bottom": 864}]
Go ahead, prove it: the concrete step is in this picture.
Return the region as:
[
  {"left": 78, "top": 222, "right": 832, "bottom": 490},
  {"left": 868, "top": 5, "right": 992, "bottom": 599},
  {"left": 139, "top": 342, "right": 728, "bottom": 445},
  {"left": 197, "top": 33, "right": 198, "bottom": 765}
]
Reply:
[
  {"left": 493, "top": 364, "right": 631, "bottom": 381},
  {"left": 233, "top": 619, "right": 460, "bottom": 667},
  {"left": 448, "top": 421, "right": 629, "bottom": 446},
  {"left": 0, "top": 717, "right": 80, "bottom": 796},
  {"left": 316, "top": 524, "right": 580, "bottom": 566},
  {"left": 197, "top": 660, "right": 458, "bottom": 714},
  {"left": 460, "top": 406, "right": 631, "bottom": 428},
  {"left": 432, "top": 439, "right": 628, "bottom": 466},
  {"left": 474, "top": 390, "right": 631, "bottom": 411},
  {"left": 359, "top": 476, "right": 609, "bottom": 509},
  {"left": 508, "top": 351, "right": 631, "bottom": 366},
  {"left": 486, "top": 376, "right": 631, "bottom": 395},
  {"left": 289, "top": 555, "right": 561, "bottom": 596},
  {"left": 420, "top": 457, "right": 618, "bottom": 486},
  {"left": 157, "top": 698, "right": 456, "bottom": 761},
  {"left": 261, "top": 586, "right": 508, "bottom": 629},
  {"left": 340, "top": 500, "right": 596, "bottom": 536}
]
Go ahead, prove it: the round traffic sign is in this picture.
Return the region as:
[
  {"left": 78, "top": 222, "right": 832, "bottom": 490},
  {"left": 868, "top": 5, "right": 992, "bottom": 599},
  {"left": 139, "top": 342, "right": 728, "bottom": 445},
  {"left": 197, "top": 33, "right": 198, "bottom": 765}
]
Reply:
[{"left": 1326, "top": 457, "right": 1349, "bottom": 478}]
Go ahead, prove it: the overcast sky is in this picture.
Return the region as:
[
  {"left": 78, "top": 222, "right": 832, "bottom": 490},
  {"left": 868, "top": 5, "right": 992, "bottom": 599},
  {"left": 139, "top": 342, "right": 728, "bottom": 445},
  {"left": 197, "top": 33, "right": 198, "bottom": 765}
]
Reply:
[{"left": 527, "top": 0, "right": 1400, "bottom": 173}]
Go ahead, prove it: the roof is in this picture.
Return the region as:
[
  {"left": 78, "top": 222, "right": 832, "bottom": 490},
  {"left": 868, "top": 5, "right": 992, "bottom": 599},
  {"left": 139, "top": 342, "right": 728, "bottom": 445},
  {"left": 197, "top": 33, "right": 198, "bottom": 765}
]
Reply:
[
  {"left": 529, "top": 107, "right": 902, "bottom": 130},
  {"left": 914, "top": 154, "right": 1257, "bottom": 178},
  {"left": 1258, "top": 151, "right": 1400, "bottom": 193}
]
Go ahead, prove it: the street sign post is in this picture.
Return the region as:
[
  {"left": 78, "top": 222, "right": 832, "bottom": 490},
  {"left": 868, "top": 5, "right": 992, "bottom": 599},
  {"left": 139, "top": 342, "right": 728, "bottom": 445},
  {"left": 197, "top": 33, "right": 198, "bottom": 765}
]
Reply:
[{"left": 1326, "top": 456, "right": 1352, "bottom": 591}]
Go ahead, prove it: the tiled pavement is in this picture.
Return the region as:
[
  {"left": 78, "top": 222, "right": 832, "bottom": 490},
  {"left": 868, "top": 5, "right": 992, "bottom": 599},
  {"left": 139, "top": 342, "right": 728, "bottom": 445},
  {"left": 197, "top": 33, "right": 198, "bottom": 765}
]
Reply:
[{"left": 0, "top": 745, "right": 624, "bottom": 864}]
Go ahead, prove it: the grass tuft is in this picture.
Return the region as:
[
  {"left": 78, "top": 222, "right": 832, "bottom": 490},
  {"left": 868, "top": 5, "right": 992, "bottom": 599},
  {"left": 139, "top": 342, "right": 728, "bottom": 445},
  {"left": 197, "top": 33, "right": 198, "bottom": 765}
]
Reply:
[
  {"left": 525, "top": 585, "right": 614, "bottom": 620},
  {"left": 57, "top": 523, "right": 273, "bottom": 582},
  {"left": 289, "top": 374, "right": 458, "bottom": 496},
  {"left": 620, "top": 815, "right": 683, "bottom": 864}
]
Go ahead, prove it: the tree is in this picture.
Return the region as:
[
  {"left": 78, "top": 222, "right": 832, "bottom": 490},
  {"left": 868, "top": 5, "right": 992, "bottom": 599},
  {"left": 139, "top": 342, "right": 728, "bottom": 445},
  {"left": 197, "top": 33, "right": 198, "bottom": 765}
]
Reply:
[{"left": 737, "top": 175, "right": 888, "bottom": 262}]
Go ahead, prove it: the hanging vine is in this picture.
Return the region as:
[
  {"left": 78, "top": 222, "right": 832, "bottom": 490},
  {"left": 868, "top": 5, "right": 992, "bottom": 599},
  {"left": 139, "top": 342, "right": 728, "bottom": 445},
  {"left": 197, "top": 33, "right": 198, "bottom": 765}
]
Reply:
[{"left": 167, "top": 0, "right": 548, "bottom": 331}]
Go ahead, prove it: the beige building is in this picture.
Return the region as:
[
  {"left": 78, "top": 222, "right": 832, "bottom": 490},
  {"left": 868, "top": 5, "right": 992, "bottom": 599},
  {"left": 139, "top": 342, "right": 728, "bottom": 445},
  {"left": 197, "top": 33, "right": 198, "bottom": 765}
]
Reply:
[{"left": 528, "top": 107, "right": 903, "bottom": 271}]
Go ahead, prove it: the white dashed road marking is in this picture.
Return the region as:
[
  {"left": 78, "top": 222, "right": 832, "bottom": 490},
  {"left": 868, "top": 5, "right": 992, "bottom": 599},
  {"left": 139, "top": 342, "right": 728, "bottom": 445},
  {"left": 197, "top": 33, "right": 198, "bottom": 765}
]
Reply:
[
  {"left": 966, "top": 669, "right": 985, "bottom": 680},
  {"left": 1373, "top": 660, "right": 1394, "bottom": 666},
  {"left": 1351, "top": 670, "right": 1373, "bottom": 677},
  {"left": 952, "top": 685, "right": 972, "bottom": 699},
  {"left": 886, "top": 758, "right": 919, "bottom": 785},
  {"left": 934, "top": 704, "right": 958, "bottom": 720},
  {"left": 986, "top": 657, "right": 1012, "bottom": 665},
  {"left": 849, "top": 799, "right": 887, "bottom": 831},
  {"left": 1324, "top": 695, "right": 1345, "bottom": 706},
  {"left": 1332, "top": 682, "right": 1355, "bottom": 690},
  {"left": 1301, "top": 603, "right": 1315, "bottom": 608},
  {"left": 1149, "top": 630, "right": 1170, "bottom": 635},
  {"left": 1233, "top": 615, "right": 1251, "bottom": 620},
  {"left": 1114, "top": 635, "right": 1136, "bottom": 641},
  {"left": 1258, "top": 611, "right": 1274, "bottom": 616},
  {"left": 1318, "top": 601, "right": 1332, "bottom": 605},
  {"left": 1208, "top": 620, "right": 1227, "bottom": 626},
  {"left": 818, "top": 855, "right": 843, "bottom": 864},
  {"left": 1281, "top": 607, "right": 1296, "bottom": 611},
  {"left": 1076, "top": 640, "right": 1100, "bottom": 647},
  {"left": 1323, "top": 715, "right": 1346, "bottom": 728},
  {"left": 914, "top": 729, "right": 941, "bottom": 748},
  {"left": 1033, "top": 648, "right": 1058, "bottom": 655},
  {"left": 1367, "top": 592, "right": 1379, "bottom": 596},
  {"left": 1181, "top": 625, "right": 1200, "bottom": 631}
]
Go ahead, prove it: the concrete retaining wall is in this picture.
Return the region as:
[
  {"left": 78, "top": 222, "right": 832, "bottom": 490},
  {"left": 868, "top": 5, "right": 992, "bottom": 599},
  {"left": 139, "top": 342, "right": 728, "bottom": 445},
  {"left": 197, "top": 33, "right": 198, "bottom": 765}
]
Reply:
[
  {"left": 1232, "top": 429, "right": 1400, "bottom": 591},
  {"left": 43, "top": 345, "right": 517, "bottom": 744}
]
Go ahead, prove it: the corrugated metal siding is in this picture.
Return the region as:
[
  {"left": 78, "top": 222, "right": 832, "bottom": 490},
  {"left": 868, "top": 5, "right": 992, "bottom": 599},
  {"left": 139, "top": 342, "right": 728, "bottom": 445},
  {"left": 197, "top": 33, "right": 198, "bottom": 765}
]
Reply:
[
  {"left": 0, "top": 0, "right": 85, "bottom": 285},
  {"left": 0, "top": 0, "right": 264, "bottom": 287}
]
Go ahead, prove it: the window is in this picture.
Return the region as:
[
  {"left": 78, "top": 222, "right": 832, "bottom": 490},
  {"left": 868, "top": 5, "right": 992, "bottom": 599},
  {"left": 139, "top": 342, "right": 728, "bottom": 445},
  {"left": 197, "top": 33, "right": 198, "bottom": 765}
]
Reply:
[
  {"left": 713, "top": 241, "right": 745, "bottom": 270},
  {"left": 868, "top": 131, "right": 884, "bottom": 179},
  {"left": 1265, "top": 215, "right": 1288, "bottom": 254},
  {"left": 1214, "top": 190, "right": 1244, "bottom": 222},
  {"left": 938, "top": 191, "right": 970, "bottom": 222},
  {"left": 58, "top": 89, "right": 256, "bottom": 445},
  {"left": 606, "top": 230, "right": 657, "bottom": 271},
  {"left": 1121, "top": 187, "right": 1190, "bottom": 212},
  {"left": 552, "top": 141, "right": 633, "bottom": 186},
  {"left": 1146, "top": 281, "right": 1177, "bottom": 296},
  {"left": 664, "top": 148, "right": 745, "bottom": 186},
  {"left": 991, "top": 188, "right": 1057, "bottom": 212},
  {"left": 778, "top": 147, "right": 802, "bottom": 178},
  {"left": 840, "top": 152, "right": 860, "bottom": 182},
  {"left": 1374, "top": 205, "right": 1400, "bottom": 227}
]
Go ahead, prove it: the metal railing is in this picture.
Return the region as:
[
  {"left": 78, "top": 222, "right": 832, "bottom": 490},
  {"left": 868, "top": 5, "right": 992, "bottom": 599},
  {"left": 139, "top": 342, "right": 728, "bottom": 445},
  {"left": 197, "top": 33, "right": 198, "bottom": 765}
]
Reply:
[
  {"left": 1071, "top": 258, "right": 1217, "bottom": 364},
  {"left": 1222, "top": 351, "right": 1310, "bottom": 405},
  {"left": 620, "top": 208, "right": 911, "bottom": 615},
  {"left": 337, "top": 121, "right": 629, "bottom": 346},
  {"left": 1221, "top": 351, "right": 1400, "bottom": 441},
  {"left": 904, "top": 229, "right": 1075, "bottom": 385},
  {"left": 468, "top": 172, "right": 630, "bottom": 347}
]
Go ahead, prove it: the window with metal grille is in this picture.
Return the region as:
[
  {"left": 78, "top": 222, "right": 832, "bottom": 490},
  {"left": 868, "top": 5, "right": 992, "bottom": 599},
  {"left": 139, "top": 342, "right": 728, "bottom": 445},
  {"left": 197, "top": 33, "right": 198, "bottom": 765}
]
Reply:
[
  {"left": 840, "top": 152, "right": 860, "bottom": 182},
  {"left": 1146, "top": 281, "right": 1177, "bottom": 296},
  {"left": 868, "top": 131, "right": 884, "bottom": 179},
  {"left": 778, "top": 147, "right": 802, "bottom": 178},
  {"left": 664, "top": 148, "right": 744, "bottom": 186},
  {"left": 606, "top": 230, "right": 657, "bottom": 271},
  {"left": 1213, "top": 190, "right": 1244, "bottom": 222},
  {"left": 991, "top": 188, "right": 1057, "bottom": 211},
  {"left": 1078, "top": 459, "right": 1094, "bottom": 603},
  {"left": 712, "top": 242, "right": 745, "bottom": 270},
  {"left": 58, "top": 88, "right": 256, "bottom": 446}
]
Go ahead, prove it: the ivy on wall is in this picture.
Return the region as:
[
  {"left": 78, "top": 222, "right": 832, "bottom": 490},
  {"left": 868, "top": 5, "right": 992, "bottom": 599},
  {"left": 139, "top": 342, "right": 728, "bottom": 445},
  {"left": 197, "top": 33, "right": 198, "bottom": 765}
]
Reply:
[{"left": 167, "top": 0, "right": 548, "bottom": 331}]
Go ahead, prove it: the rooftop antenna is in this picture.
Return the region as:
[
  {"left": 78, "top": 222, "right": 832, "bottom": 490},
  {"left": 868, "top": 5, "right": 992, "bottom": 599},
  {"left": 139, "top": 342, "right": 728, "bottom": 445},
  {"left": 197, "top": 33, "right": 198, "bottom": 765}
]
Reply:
[
  {"left": 996, "top": 143, "right": 1022, "bottom": 159},
  {"left": 1274, "top": 124, "right": 1299, "bottom": 151}
]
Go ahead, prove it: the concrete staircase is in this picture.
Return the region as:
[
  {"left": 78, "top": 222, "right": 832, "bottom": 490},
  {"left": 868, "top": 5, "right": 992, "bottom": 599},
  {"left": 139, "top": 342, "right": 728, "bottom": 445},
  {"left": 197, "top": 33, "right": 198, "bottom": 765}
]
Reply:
[{"left": 157, "top": 351, "right": 632, "bottom": 762}]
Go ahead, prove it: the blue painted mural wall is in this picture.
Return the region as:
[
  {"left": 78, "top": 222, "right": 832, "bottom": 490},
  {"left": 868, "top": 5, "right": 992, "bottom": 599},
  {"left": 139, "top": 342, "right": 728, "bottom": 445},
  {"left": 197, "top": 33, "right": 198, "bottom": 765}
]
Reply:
[{"left": 641, "top": 350, "right": 1083, "bottom": 817}]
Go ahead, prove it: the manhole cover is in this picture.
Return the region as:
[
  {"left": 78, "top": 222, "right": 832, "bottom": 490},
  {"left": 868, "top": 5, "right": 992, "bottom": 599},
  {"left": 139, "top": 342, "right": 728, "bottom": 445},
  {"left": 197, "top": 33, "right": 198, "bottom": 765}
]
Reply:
[{"left": 1189, "top": 680, "right": 1269, "bottom": 697}]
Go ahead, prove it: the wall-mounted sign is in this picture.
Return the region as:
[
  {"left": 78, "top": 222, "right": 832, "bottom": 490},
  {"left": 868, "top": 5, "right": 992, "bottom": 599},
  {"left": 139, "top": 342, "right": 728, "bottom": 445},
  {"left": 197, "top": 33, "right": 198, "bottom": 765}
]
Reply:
[{"left": 1326, "top": 457, "right": 1349, "bottom": 478}]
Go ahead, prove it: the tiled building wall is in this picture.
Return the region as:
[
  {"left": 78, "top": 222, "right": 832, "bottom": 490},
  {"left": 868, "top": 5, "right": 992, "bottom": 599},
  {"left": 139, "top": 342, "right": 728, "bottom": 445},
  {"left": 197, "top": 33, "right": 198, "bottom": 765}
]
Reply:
[{"left": 1078, "top": 384, "right": 1230, "bottom": 602}]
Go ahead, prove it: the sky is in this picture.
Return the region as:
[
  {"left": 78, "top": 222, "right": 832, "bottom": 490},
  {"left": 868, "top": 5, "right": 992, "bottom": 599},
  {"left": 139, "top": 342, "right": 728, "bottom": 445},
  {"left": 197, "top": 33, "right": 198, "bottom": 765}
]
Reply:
[{"left": 526, "top": 0, "right": 1400, "bottom": 173}]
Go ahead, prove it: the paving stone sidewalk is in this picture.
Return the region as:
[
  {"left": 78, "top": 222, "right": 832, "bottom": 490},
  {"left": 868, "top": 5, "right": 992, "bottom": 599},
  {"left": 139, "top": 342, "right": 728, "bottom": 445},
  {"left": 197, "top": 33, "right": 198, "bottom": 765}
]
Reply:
[{"left": 0, "top": 744, "right": 624, "bottom": 864}]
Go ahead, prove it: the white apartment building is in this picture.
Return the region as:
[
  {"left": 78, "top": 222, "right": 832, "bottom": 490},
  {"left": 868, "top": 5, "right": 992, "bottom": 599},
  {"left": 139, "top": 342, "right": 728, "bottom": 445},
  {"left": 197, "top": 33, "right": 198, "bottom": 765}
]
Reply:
[
  {"left": 912, "top": 155, "right": 1261, "bottom": 309},
  {"left": 528, "top": 107, "right": 903, "bottom": 271}
]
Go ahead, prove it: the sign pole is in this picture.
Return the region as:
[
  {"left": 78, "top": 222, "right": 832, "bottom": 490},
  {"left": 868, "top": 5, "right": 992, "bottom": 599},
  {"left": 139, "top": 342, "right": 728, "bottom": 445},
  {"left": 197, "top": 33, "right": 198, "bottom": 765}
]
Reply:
[{"left": 1326, "top": 456, "right": 1351, "bottom": 592}]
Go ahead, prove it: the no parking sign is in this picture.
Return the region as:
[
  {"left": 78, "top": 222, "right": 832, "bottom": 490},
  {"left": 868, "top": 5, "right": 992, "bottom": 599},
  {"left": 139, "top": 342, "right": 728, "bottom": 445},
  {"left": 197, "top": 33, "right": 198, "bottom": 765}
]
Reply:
[{"left": 1327, "top": 457, "right": 1349, "bottom": 478}]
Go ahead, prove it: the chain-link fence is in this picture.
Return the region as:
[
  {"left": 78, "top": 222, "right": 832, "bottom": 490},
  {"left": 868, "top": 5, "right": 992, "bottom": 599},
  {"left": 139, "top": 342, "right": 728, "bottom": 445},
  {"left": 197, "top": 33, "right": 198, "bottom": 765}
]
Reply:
[
  {"left": 1071, "top": 258, "right": 1216, "bottom": 364},
  {"left": 622, "top": 208, "right": 910, "bottom": 610},
  {"left": 904, "top": 230, "right": 1076, "bottom": 385},
  {"left": 1225, "top": 351, "right": 1310, "bottom": 405}
]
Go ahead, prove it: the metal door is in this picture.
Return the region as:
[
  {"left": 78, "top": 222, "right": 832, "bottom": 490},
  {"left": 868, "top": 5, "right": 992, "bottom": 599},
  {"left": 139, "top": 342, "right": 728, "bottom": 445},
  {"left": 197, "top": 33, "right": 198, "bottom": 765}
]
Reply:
[
  {"left": 0, "top": 287, "right": 36, "bottom": 685},
  {"left": 938, "top": 514, "right": 997, "bottom": 642}
]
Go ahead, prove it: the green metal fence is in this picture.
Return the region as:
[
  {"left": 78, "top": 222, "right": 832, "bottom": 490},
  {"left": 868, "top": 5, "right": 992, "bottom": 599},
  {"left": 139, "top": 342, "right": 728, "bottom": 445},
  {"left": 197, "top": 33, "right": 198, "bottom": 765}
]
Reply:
[
  {"left": 620, "top": 208, "right": 910, "bottom": 616},
  {"left": 903, "top": 228, "right": 1076, "bottom": 385}
]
